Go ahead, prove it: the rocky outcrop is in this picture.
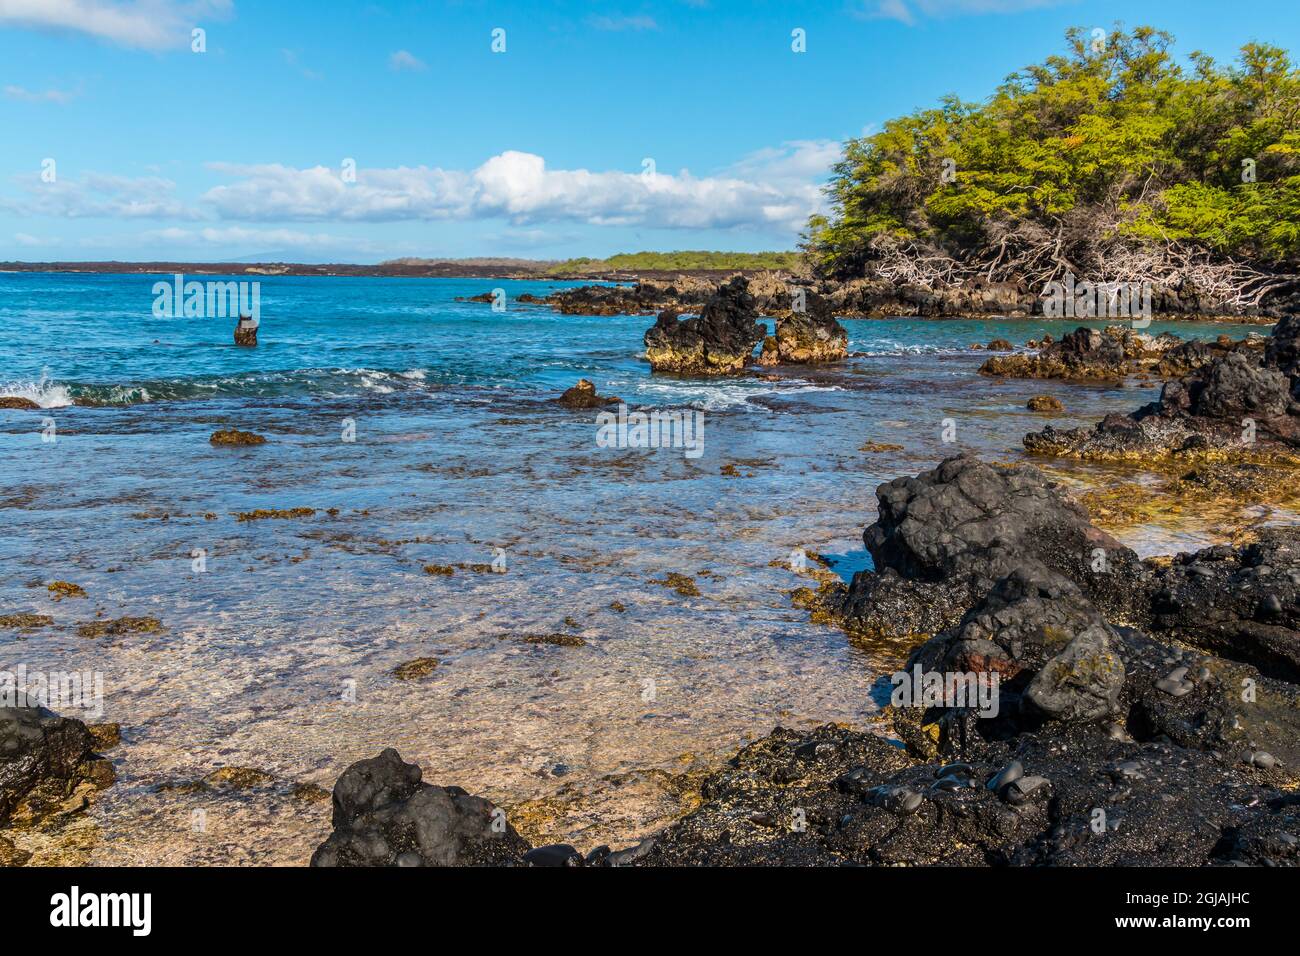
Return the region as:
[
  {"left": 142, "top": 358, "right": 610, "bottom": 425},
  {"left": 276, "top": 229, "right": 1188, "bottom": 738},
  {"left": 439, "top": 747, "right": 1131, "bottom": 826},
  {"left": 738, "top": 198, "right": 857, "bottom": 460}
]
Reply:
[
  {"left": 556, "top": 379, "right": 621, "bottom": 409},
  {"left": 550, "top": 276, "right": 717, "bottom": 316},
  {"left": 1, "top": 696, "right": 114, "bottom": 830},
  {"left": 634, "top": 722, "right": 1297, "bottom": 866},
  {"left": 1026, "top": 350, "right": 1300, "bottom": 462},
  {"left": 824, "top": 276, "right": 1037, "bottom": 318},
  {"left": 642, "top": 276, "right": 767, "bottom": 374},
  {"left": 642, "top": 487, "right": 1300, "bottom": 866},
  {"left": 838, "top": 455, "right": 1148, "bottom": 638},
  {"left": 1024, "top": 316, "right": 1300, "bottom": 466},
  {"left": 234, "top": 315, "right": 258, "bottom": 347},
  {"left": 310, "top": 748, "right": 530, "bottom": 866},
  {"left": 773, "top": 290, "right": 848, "bottom": 363},
  {"left": 976, "top": 326, "right": 1258, "bottom": 381}
]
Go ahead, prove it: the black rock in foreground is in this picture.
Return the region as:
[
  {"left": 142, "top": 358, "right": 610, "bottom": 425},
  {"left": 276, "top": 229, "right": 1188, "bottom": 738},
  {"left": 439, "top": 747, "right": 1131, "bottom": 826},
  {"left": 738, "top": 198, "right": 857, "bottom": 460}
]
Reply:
[
  {"left": 0, "top": 695, "right": 114, "bottom": 830},
  {"left": 309, "top": 747, "right": 530, "bottom": 866},
  {"left": 838, "top": 454, "right": 1149, "bottom": 638}
]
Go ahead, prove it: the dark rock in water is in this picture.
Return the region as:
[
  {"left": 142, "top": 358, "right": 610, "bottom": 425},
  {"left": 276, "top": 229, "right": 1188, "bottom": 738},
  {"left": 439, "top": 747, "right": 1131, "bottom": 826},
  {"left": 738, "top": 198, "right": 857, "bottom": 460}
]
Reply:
[
  {"left": 234, "top": 315, "right": 258, "bottom": 347},
  {"left": 0, "top": 695, "right": 114, "bottom": 828},
  {"left": 839, "top": 455, "right": 1148, "bottom": 638},
  {"left": 981, "top": 326, "right": 1172, "bottom": 380},
  {"left": 551, "top": 277, "right": 717, "bottom": 316},
  {"left": 774, "top": 290, "right": 847, "bottom": 364},
  {"left": 642, "top": 276, "right": 766, "bottom": 374},
  {"left": 556, "top": 378, "right": 621, "bottom": 409},
  {"left": 310, "top": 748, "right": 530, "bottom": 866},
  {"left": 1025, "top": 321, "right": 1300, "bottom": 461},
  {"left": 1145, "top": 527, "right": 1300, "bottom": 682}
]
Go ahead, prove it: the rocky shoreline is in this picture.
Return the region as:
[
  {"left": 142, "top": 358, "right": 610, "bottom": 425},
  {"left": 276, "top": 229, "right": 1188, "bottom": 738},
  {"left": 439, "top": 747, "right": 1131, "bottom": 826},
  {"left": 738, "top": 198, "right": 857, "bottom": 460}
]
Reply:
[
  {"left": 292, "top": 447, "right": 1300, "bottom": 867},
  {"left": 296, "top": 298, "right": 1300, "bottom": 866},
  {"left": 494, "top": 270, "right": 1293, "bottom": 323}
]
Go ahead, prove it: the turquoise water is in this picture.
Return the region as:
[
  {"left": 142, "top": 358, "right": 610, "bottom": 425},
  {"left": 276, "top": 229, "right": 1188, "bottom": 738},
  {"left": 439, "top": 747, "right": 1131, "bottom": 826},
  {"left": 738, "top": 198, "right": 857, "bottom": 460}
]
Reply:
[{"left": 0, "top": 272, "right": 1262, "bottom": 863}]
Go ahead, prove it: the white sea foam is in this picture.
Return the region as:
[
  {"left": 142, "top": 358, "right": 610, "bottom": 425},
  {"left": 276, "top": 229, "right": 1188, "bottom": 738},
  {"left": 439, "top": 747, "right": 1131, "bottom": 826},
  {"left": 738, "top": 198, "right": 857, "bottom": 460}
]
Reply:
[
  {"left": 0, "top": 372, "right": 73, "bottom": 408},
  {"left": 632, "top": 378, "right": 843, "bottom": 411}
]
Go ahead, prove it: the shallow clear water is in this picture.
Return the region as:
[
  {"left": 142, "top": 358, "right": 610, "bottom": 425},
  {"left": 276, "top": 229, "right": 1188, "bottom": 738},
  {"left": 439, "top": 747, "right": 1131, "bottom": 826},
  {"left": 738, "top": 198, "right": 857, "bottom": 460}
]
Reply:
[{"left": 0, "top": 272, "right": 1265, "bottom": 863}]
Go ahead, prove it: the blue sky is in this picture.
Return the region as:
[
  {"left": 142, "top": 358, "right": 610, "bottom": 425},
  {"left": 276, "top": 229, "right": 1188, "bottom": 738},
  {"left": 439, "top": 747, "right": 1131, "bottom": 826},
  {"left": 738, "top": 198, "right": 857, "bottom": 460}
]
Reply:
[{"left": 2, "top": 0, "right": 1299, "bottom": 263}]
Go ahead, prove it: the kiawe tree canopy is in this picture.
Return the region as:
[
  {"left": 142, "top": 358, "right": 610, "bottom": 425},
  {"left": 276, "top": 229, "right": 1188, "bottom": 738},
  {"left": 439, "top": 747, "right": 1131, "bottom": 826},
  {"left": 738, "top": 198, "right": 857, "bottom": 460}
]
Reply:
[{"left": 805, "top": 26, "right": 1300, "bottom": 295}]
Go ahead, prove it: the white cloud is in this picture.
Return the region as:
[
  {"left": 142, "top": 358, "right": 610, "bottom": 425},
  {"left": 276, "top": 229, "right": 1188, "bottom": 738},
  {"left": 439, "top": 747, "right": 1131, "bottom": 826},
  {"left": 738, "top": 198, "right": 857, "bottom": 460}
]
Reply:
[
  {"left": 13, "top": 231, "right": 54, "bottom": 246},
  {"left": 1, "top": 172, "right": 201, "bottom": 219},
  {"left": 0, "top": 145, "right": 837, "bottom": 237},
  {"left": 4, "top": 83, "right": 78, "bottom": 103},
  {"left": 388, "top": 49, "right": 426, "bottom": 72},
  {"left": 864, "top": 0, "right": 1062, "bottom": 24},
  {"left": 200, "top": 147, "right": 834, "bottom": 232},
  {"left": 0, "top": 0, "right": 232, "bottom": 50}
]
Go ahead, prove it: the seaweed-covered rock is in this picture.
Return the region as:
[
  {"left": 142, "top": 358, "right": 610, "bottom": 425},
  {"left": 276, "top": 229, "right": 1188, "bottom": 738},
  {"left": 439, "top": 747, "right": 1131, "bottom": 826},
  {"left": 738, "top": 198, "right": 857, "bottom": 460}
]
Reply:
[
  {"left": 0, "top": 696, "right": 113, "bottom": 828},
  {"left": 310, "top": 748, "right": 530, "bottom": 866},
  {"left": 642, "top": 277, "right": 767, "bottom": 374},
  {"left": 839, "top": 455, "right": 1148, "bottom": 637}
]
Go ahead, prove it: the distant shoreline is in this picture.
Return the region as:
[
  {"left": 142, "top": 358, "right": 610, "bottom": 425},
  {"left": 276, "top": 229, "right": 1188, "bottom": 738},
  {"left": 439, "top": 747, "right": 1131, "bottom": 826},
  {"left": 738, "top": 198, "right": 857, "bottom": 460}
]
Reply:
[{"left": 0, "top": 261, "right": 772, "bottom": 282}]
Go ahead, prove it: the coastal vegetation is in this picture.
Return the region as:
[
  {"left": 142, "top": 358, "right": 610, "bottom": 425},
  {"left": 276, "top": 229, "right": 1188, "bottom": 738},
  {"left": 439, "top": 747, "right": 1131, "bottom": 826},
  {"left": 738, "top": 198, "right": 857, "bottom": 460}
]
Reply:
[{"left": 805, "top": 26, "right": 1300, "bottom": 310}]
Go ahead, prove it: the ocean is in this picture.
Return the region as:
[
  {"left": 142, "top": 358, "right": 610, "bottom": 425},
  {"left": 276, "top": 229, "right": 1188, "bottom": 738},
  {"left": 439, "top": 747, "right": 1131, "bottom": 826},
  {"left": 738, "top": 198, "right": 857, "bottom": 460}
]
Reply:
[{"left": 0, "top": 271, "right": 1264, "bottom": 863}]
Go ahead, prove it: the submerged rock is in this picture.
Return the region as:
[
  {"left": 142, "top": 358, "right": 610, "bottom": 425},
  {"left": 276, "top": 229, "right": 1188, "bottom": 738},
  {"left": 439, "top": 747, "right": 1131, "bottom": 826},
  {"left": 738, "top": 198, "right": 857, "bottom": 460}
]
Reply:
[
  {"left": 310, "top": 748, "right": 530, "bottom": 866},
  {"left": 642, "top": 277, "right": 766, "bottom": 374},
  {"left": 1027, "top": 394, "right": 1064, "bottom": 412},
  {"left": 210, "top": 427, "right": 267, "bottom": 446}
]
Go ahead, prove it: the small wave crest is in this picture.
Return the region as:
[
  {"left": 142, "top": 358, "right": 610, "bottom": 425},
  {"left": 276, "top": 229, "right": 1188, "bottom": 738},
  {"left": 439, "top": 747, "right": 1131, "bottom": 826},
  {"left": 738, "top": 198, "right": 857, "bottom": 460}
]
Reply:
[{"left": 0, "top": 372, "right": 74, "bottom": 408}]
